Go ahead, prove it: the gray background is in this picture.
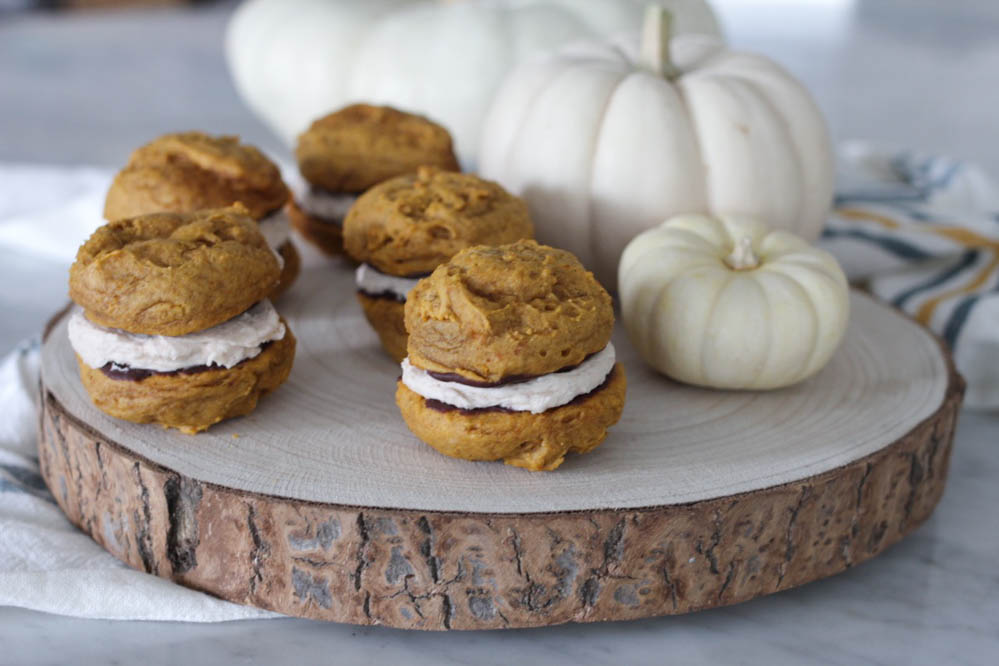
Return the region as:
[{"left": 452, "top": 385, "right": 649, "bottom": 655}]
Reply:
[{"left": 2, "top": 1, "right": 998, "bottom": 664}]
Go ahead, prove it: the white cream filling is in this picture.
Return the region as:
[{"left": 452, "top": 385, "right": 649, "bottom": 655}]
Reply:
[
  {"left": 258, "top": 208, "right": 290, "bottom": 268},
  {"left": 259, "top": 208, "right": 291, "bottom": 251},
  {"left": 401, "top": 343, "right": 616, "bottom": 414},
  {"left": 355, "top": 263, "right": 422, "bottom": 301},
  {"left": 68, "top": 300, "right": 286, "bottom": 373},
  {"left": 298, "top": 189, "right": 357, "bottom": 223}
]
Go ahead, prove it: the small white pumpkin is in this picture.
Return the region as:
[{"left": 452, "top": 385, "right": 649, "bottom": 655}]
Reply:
[
  {"left": 225, "top": 0, "right": 722, "bottom": 168},
  {"left": 619, "top": 214, "right": 849, "bottom": 390},
  {"left": 479, "top": 7, "right": 834, "bottom": 288}
]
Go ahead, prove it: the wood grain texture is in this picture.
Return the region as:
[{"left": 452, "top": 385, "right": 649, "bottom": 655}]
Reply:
[
  {"left": 37, "top": 356, "right": 963, "bottom": 629},
  {"left": 37, "top": 262, "right": 964, "bottom": 628},
  {"left": 39, "top": 267, "right": 954, "bottom": 514}
]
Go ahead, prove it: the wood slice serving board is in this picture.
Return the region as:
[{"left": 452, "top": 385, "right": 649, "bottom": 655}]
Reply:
[{"left": 38, "top": 261, "right": 964, "bottom": 630}]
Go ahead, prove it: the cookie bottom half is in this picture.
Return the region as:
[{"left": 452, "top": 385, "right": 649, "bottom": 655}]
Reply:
[
  {"left": 272, "top": 240, "right": 301, "bottom": 298},
  {"left": 287, "top": 199, "right": 343, "bottom": 256},
  {"left": 358, "top": 292, "right": 408, "bottom": 362},
  {"left": 396, "top": 363, "right": 626, "bottom": 471},
  {"left": 76, "top": 326, "right": 296, "bottom": 434}
]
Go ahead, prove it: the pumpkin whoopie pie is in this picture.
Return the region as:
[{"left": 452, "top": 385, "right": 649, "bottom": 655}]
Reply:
[
  {"left": 68, "top": 206, "right": 296, "bottom": 434},
  {"left": 103, "top": 131, "right": 300, "bottom": 296},
  {"left": 289, "top": 104, "right": 461, "bottom": 256},
  {"left": 396, "top": 240, "right": 626, "bottom": 471},
  {"left": 343, "top": 166, "right": 534, "bottom": 361}
]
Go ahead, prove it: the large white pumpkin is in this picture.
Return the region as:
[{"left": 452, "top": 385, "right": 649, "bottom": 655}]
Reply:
[
  {"left": 619, "top": 213, "right": 849, "bottom": 390},
  {"left": 225, "top": 0, "right": 721, "bottom": 168},
  {"left": 479, "top": 8, "right": 834, "bottom": 288}
]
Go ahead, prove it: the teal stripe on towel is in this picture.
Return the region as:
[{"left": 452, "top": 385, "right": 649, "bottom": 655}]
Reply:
[
  {"left": 944, "top": 294, "right": 982, "bottom": 348},
  {"left": 821, "top": 227, "right": 934, "bottom": 260},
  {"left": 943, "top": 279, "right": 999, "bottom": 349},
  {"left": 0, "top": 463, "right": 47, "bottom": 492},
  {"left": 893, "top": 250, "right": 980, "bottom": 309}
]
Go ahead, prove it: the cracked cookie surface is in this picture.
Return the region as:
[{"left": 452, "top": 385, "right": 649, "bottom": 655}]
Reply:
[
  {"left": 104, "top": 131, "right": 289, "bottom": 221},
  {"left": 70, "top": 206, "right": 280, "bottom": 336},
  {"left": 344, "top": 166, "right": 533, "bottom": 277},
  {"left": 405, "top": 240, "right": 613, "bottom": 383},
  {"left": 296, "top": 104, "right": 459, "bottom": 193}
]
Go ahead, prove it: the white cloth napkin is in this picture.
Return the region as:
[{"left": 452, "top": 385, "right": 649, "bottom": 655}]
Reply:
[
  {"left": 0, "top": 163, "right": 113, "bottom": 264},
  {"left": 0, "top": 147, "right": 995, "bottom": 622},
  {"left": 0, "top": 342, "right": 275, "bottom": 621}
]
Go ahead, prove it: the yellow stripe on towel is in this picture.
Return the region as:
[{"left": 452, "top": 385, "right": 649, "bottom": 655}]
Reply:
[
  {"left": 837, "top": 206, "right": 999, "bottom": 324},
  {"left": 837, "top": 206, "right": 999, "bottom": 251},
  {"left": 836, "top": 207, "right": 902, "bottom": 230},
  {"left": 914, "top": 252, "right": 999, "bottom": 325}
]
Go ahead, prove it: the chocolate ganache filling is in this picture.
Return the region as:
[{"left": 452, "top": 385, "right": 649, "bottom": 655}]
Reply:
[
  {"left": 98, "top": 341, "right": 274, "bottom": 382},
  {"left": 361, "top": 290, "right": 407, "bottom": 303},
  {"left": 424, "top": 366, "right": 617, "bottom": 415}
]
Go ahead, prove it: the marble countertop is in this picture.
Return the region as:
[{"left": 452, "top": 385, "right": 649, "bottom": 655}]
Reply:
[{"left": 1, "top": 0, "right": 997, "bottom": 664}]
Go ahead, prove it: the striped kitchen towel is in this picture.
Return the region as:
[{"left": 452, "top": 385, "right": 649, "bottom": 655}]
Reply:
[{"left": 820, "top": 145, "right": 999, "bottom": 409}]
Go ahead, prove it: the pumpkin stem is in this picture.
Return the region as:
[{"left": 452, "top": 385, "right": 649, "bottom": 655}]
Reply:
[
  {"left": 640, "top": 5, "right": 680, "bottom": 79},
  {"left": 724, "top": 236, "right": 760, "bottom": 271}
]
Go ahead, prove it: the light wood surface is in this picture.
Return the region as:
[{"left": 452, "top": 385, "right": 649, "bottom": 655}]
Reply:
[
  {"left": 41, "top": 265, "right": 950, "bottom": 513},
  {"left": 37, "top": 264, "right": 964, "bottom": 628}
]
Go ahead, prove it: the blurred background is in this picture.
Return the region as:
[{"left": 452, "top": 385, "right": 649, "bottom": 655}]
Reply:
[
  {"left": 2, "top": 0, "right": 997, "bottom": 172},
  {"left": 1, "top": 4, "right": 997, "bottom": 661},
  {"left": 1, "top": 0, "right": 997, "bottom": 350}
]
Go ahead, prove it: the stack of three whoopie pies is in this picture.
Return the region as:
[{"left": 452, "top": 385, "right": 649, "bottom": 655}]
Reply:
[{"left": 68, "top": 206, "right": 296, "bottom": 433}]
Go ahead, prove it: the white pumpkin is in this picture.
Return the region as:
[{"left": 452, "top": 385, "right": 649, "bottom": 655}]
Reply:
[
  {"left": 619, "top": 214, "right": 849, "bottom": 390},
  {"left": 479, "top": 7, "right": 834, "bottom": 289},
  {"left": 225, "top": 0, "right": 722, "bottom": 168}
]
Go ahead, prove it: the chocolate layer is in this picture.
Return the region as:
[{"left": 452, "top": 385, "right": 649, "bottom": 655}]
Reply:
[
  {"left": 263, "top": 204, "right": 286, "bottom": 219},
  {"left": 358, "top": 289, "right": 406, "bottom": 303},
  {"left": 98, "top": 341, "right": 273, "bottom": 382},
  {"left": 313, "top": 214, "right": 344, "bottom": 227},
  {"left": 426, "top": 350, "right": 599, "bottom": 388},
  {"left": 310, "top": 185, "right": 341, "bottom": 197},
  {"left": 364, "top": 264, "right": 433, "bottom": 281},
  {"left": 423, "top": 366, "right": 617, "bottom": 415}
]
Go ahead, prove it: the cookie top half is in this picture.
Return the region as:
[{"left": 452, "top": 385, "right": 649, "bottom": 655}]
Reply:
[
  {"left": 295, "top": 105, "right": 460, "bottom": 193},
  {"left": 405, "top": 240, "right": 614, "bottom": 383},
  {"left": 103, "top": 132, "right": 289, "bottom": 221},
  {"left": 70, "top": 206, "right": 280, "bottom": 336},
  {"left": 343, "top": 167, "right": 533, "bottom": 277}
]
